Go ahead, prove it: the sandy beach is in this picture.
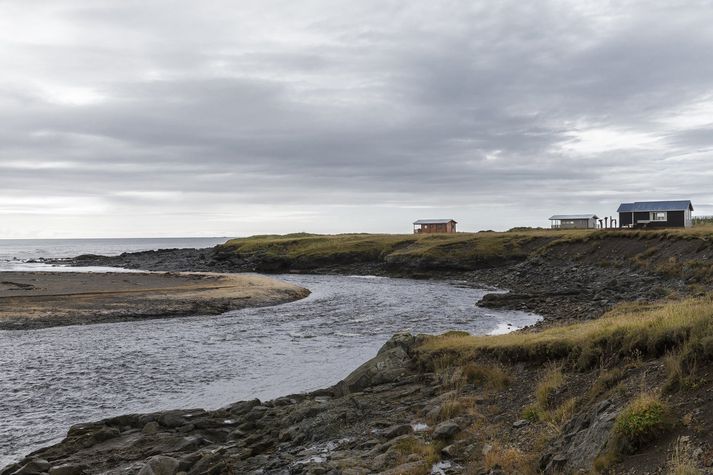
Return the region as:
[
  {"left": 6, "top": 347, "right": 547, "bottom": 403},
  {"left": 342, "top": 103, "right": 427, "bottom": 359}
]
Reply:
[{"left": 0, "top": 272, "right": 310, "bottom": 330}]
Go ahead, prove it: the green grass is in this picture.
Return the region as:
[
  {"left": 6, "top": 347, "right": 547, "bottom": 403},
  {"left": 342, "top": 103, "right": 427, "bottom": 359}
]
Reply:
[
  {"left": 219, "top": 231, "right": 577, "bottom": 270},
  {"left": 613, "top": 392, "right": 672, "bottom": 453},
  {"left": 219, "top": 227, "right": 713, "bottom": 271}
]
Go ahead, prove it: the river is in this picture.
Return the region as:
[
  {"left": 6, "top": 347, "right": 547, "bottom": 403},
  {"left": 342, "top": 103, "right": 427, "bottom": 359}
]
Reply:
[{"left": 0, "top": 240, "right": 540, "bottom": 466}]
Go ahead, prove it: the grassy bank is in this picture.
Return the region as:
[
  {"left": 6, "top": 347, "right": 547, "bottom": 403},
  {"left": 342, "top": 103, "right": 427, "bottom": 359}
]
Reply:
[
  {"left": 412, "top": 292, "right": 713, "bottom": 473},
  {"left": 219, "top": 227, "right": 713, "bottom": 274},
  {"left": 417, "top": 295, "right": 713, "bottom": 366},
  {"left": 220, "top": 231, "right": 560, "bottom": 265}
]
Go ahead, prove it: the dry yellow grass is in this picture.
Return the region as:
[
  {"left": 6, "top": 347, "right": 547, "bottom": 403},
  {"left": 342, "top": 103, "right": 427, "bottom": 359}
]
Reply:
[
  {"left": 418, "top": 295, "right": 713, "bottom": 365},
  {"left": 480, "top": 443, "right": 538, "bottom": 474}
]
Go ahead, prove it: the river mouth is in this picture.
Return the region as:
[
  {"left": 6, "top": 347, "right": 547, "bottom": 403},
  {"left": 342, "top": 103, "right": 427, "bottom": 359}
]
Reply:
[{"left": 0, "top": 273, "right": 540, "bottom": 466}]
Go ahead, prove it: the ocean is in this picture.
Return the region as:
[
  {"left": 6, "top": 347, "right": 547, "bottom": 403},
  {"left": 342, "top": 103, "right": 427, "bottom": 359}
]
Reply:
[{"left": 0, "top": 237, "right": 231, "bottom": 271}]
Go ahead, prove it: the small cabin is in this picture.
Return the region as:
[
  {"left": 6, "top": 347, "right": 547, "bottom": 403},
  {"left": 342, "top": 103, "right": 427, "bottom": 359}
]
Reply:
[
  {"left": 618, "top": 200, "right": 693, "bottom": 228},
  {"left": 549, "top": 214, "right": 599, "bottom": 229},
  {"left": 413, "top": 219, "right": 457, "bottom": 234}
]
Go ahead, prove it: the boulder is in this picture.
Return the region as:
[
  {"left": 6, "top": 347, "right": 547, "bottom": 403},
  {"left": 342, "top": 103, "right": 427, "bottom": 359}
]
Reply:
[{"left": 334, "top": 334, "right": 415, "bottom": 395}]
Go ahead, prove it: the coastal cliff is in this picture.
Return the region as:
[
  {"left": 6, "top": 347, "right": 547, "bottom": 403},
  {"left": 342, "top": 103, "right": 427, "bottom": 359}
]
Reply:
[{"left": 13, "top": 228, "right": 713, "bottom": 474}]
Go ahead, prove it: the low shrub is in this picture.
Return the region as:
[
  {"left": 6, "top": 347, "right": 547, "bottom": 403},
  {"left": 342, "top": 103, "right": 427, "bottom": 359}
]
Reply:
[{"left": 612, "top": 393, "right": 672, "bottom": 454}]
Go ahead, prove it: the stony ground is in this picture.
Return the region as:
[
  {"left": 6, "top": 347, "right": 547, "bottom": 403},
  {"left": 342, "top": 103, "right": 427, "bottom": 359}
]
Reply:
[{"left": 7, "top": 332, "right": 713, "bottom": 475}]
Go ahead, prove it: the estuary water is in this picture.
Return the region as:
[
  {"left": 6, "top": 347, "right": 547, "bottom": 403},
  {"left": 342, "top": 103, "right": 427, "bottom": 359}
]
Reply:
[{"left": 0, "top": 239, "right": 540, "bottom": 466}]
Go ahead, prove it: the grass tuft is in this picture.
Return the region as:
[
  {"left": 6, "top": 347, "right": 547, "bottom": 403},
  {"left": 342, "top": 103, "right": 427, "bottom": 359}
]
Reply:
[
  {"left": 612, "top": 392, "right": 672, "bottom": 454},
  {"left": 461, "top": 362, "right": 511, "bottom": 390}
]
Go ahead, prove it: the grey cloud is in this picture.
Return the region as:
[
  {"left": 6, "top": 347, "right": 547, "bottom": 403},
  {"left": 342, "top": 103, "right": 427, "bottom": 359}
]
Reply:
[{"left": 2, "top": 0, "right": 713, "bottom": 237}]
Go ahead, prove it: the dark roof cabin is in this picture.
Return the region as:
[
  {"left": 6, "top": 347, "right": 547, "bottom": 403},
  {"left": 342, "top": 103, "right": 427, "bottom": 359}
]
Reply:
[
  {"left": 549, "top": 214, "right": 599, "bottom": 229},
  {"left": 413, "top": 219, "right": 457, "bottom": 234},
  {"left": 617, "top": 200, "right": 693, "bottom": 228}
]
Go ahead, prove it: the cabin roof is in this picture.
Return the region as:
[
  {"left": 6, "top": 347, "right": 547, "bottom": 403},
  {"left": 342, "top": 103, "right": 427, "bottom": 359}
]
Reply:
[
  {"left": 549, "top": 214, "right": 599, "bottom": 220},
  {"left": 413, "top": 219, "right": 457, "bottom": 225},
  {"left": 617, "top": 200, "right": 694, "bottom": 213}
]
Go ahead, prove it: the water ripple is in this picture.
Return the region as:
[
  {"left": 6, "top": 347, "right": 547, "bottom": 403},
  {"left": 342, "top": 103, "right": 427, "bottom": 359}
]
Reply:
[{"left": 0, "top": 274, "right": 540, "bottom": 466}]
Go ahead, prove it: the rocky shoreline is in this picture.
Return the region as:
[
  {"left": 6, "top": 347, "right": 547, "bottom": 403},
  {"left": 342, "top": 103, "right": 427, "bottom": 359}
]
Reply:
[
  {"left": 10, "top": 233, "right": 710, "bottom": 474},
  {"left": 3, "top": 330, "right": 687, "bottom": 475},
  {"left": 3, "top": 334, "right": 436, "bottom": 475},
  {"left": 44, "top": 238, "right": 691, "bottom": 327}
]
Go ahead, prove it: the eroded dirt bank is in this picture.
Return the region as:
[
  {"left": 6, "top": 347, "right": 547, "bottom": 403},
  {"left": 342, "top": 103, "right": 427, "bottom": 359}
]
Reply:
[{"left": 0, "top": 272, "right": 310, "bottom": 330}]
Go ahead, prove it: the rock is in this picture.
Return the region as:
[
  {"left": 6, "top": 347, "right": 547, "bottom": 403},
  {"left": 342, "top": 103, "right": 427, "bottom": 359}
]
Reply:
[
  {"left": 143, "top": 421, "right": 160, "bottom": 435},
  {"left": 171, "top": 436, "right": 204, "bottom": 452},
  {"left": 540, "top": 399, "right": 619, "bottom": 473},
  {"left": 159, "top": 412, "right": 188, "bottom": 428},
  {"left": 278, "top": 425, "right": 302, "bottom": 443},
  {"left": 513, "top": 419, "right": 530, "bottom": 429},
  {"left": 138, "top": 456, "right": 180, "bottom": 475},
  {"left": 11, "top": 459, "right": 51, "bottom": 475},
  {"left": 334, "top": 334, "right": 415, "bottom": 395},
  {"left": 371, "top": 451, "right": 401, "bottom": 471},
  {"left": 185, "top": 453, "right": 222, "bottom": 475},
  {"left": 432, "top": 420, "right": 460, "bottom": 440},
  {"left": 244, "top": 405, "right": 269, "bottom": 421},
  {"left": 225, "top": 399, "right": 261, "bottom": 416},
  {"left": 383, "top": 424, "right": 413, "bottom": 439},
  {"left": 48, "top": 463, "right": 89, "bottom": 475},
  {"left": 441, "top": 444, "right": 458, "bottom": 458},
  {"left": 482, "top": 444, "right": 493, "bottom": 456},
  {"left": 93, "top": 425, "right": 120, "bottom": 442}
]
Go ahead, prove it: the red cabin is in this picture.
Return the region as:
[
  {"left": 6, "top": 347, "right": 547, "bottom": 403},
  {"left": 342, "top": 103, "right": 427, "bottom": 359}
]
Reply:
[{"left": 413, "top": 219, "right": 457, "bottom": 234}]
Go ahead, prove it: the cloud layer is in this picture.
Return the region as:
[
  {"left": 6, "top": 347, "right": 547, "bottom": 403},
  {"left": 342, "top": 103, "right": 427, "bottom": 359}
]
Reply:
[{"left": 2, "top": 0, "right": 713, "bottom": 237}]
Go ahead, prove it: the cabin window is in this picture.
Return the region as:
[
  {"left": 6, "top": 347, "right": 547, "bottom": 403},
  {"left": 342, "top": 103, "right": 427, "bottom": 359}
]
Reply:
[{"left": 650, "top": 211, "right": 667, "bottom": 221}]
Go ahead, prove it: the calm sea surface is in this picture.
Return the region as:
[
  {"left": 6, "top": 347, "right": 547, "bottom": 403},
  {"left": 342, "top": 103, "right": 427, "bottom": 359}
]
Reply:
[
  {"left": 0, "top": 239, "right": 540, "bottom": 466},
  {"left": 0, "top": 237, "right": 230, "bottom": 271}
]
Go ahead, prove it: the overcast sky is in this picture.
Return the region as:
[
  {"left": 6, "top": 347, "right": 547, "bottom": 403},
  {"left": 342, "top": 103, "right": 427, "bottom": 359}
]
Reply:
[{"left": 2, "top": 0, "right": 713, "bottom": 238}]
